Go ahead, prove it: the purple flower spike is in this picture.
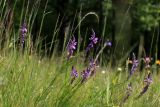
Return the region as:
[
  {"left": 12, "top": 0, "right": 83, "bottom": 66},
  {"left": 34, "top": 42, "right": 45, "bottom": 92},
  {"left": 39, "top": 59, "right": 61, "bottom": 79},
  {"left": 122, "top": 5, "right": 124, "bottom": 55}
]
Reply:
[
  {"left": 86, "top": 30, "right": 98, "bottom": 53},
  {"left": 128, "top": 53, "right": 139, "bottom": 80},
  {"left": 70, "top": 66, "right": 78, "bottom": 84},
  {"left": 67, "top": 37, "right": 77, "bottom": 59},
  {"left": 20, "top": 22, "right": 27, "bottom": 48}
]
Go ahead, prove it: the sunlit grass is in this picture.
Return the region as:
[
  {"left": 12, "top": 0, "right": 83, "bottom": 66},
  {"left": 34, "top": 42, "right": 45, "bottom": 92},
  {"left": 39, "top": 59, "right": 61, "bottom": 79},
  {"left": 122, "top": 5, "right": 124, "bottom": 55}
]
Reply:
[{"left": 0, "top": 50, "right": 160, "bottom": 107}]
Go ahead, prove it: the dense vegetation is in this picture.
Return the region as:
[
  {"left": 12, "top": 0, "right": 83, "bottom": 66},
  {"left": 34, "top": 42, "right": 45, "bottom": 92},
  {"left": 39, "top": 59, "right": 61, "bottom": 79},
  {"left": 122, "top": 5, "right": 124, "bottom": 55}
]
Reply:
[{"left": 0, "top": 0, "right": 160, "bottom": 107}]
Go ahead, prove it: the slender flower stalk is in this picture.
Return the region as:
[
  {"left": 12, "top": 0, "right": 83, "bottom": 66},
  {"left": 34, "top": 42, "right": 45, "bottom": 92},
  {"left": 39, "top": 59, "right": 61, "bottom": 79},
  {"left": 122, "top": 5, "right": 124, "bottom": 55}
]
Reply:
[
  {"left": 20, "top": 23, "right": 27, "bottom": 48},
  {"left": 70, "top": 66, "right": 78, "bottom": 84},
  {"left": 81, "top": 68, "right": 91, "bottom": 83},
  {"left": 121, "top": 83, "right": 132, "bottom": 106},
  {"left": 89, "top": 58, "right": 97, "bottom": 76},
  {"left": 125, "top": 58, "right": 130, "bottom": 73},
  {"left": 67, "top": 36, "right": 77, "bottom": 59},
  {"left": 137, "top": 73, "right": 153, "bottom": 98}
]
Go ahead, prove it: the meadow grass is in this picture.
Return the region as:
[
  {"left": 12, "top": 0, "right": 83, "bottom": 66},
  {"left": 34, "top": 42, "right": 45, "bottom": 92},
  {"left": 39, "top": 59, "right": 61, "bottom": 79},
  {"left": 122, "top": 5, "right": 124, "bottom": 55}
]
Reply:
[
  {"left": 1, "top": 0, "right": 160, "bottom": 107},
  {"left": 0, "top": 50, "right": 160, "bottom": 107}
]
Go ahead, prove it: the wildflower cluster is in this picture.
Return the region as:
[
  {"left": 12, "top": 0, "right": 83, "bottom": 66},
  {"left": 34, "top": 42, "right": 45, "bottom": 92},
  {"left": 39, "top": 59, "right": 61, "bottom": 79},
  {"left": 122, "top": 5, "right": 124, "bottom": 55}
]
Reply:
[
  {"left": 122, "top": 52, "right": 154, "bottom": 101},
  {"left": 68, "top": 30, "right": 110, "bottom": 84},
  {"left": 70, "top": 58, "right": 98, "bottom": 84}
]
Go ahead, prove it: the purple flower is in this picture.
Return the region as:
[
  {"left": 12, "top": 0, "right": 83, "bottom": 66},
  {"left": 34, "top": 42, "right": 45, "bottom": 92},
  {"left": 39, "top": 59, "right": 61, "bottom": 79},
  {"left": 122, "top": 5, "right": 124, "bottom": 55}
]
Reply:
[
  {"left": 20, "top": 23, "right": 27, "bottom": 48},
  {"left": 81, "top": 68, "right": 91, "bottom": 83},
  {"left": 144, "top": 57, "right": 151, "bottom": 68},
  {"left": 86, "top": 30, "right": 98, "bottom": 52},
  {"left": 105, "top": 40, "right": 112, "bottom": 47},
  {"left": 89, "top": 30, "right": 98, "bottom": 44},
  {"left": 128, "top": 53, "right": 139, "bottom": 80},
  {"left": 67, "top": 37, "right": 77, "bottom": 59},
  {"left": 145, "top": 57, "right": 151, "bottom": 63},
  {"left": 70, "top": 66, "right": 78, "bottom": 84}
]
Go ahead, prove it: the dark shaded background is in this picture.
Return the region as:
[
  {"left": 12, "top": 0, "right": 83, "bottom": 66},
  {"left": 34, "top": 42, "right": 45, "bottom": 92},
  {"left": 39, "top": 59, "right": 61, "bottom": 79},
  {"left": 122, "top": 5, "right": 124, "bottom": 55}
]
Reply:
[{"left": 1, "top": 0, "right": 160, "bottom": 60}]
